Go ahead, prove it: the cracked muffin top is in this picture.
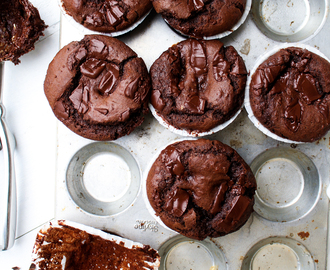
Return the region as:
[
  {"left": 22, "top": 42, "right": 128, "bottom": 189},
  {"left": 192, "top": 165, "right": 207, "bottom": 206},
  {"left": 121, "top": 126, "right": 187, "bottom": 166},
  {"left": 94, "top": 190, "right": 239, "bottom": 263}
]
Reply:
[
  {"left": 146, "top": 139, "right": 257, "bottom": 240},
  {"left": 61, "top": 0, "right": 152, "bottom": 34},
  {"left": 152, "top": 0, "right": 246, "bottom": 38},
  {"left": 249, "top": 47, "right": 330, "bottom": 143},
  {"left": 150, "top": 38, "right": 247, "bottom": 134},
  {"left": 44, "top": 35, "right": 150, "bottom": 141}
]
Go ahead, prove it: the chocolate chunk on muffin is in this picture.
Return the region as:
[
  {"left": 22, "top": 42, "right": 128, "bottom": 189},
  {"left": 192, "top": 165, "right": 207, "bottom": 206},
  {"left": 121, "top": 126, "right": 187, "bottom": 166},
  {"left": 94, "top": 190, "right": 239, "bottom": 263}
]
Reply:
[
  {"left": 0, "top": 0, "right": 47, "bottom": 64},
  {"left": 44, "top": 35, "right": 151, "bottom": 141},
  {"left": 61, "top": 0, "right": 152, "bottom": 34},
  {"left": 150, "top": 38, "right": 247, "bottom": 134},
  {"left": 146, "top": 139, "right": 257, "bottom": 240},
  {"left": 249, "top": 47, "right": 330, "bottom": 142},
  {"left": 152, "top": 0, "right": 246, "bottom": 38}
]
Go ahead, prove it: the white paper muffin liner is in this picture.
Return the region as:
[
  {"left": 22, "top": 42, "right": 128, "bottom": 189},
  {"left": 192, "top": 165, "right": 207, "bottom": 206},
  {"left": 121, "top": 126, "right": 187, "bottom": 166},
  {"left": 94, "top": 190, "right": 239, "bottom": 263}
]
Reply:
[
  {"left": 31, "top": 220, "right": 161, "bottom": 270},
  {"left": 142, "top": 138, "right": 197, "bottom": 233},
  {"left": 164, "top": 0, "right": 252, "bottom": 40},
  {"left": 244, "top": 43, "right": 330, "bottom": 144},
  {"left": 58, "top": 0, "right": 152, "bottom": 37},
  {"left": 149, "top": 103, "right": 243, "bottom": 137}
]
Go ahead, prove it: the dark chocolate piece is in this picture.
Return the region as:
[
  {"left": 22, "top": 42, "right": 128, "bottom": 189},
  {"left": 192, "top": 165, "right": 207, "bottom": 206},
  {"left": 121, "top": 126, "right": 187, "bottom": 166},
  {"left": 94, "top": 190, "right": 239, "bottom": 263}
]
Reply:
[
  {"left": 164, "top": 188, "right": 190, "bottom": 217},
  {"left": 163, "top": 145, "right": 185, "bottom": 175}
]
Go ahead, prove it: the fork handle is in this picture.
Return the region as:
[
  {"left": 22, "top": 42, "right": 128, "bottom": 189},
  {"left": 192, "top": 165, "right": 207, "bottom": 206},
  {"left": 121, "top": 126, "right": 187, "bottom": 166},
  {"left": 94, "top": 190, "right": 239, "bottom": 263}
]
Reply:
[
  {"left": 0, "top": 61, "right": 16, "bottom": 251},
  {"left": 0, "top": 104, "right": 16, "bottom": 251}
]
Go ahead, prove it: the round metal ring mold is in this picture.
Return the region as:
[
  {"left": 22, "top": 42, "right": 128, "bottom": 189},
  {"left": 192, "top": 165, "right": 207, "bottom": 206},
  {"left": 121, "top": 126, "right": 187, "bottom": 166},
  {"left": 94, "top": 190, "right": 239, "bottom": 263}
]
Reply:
[
  {"left": 241, "top": 237, "right": 315, "bottom": 270},
  {"left": 251, "top": 0, "right": 328, "bottom": 42},
  {"left": 250, "top": 147, "right": 321, "bottom": 222},
  {"left": 66, "top": 142, "right": 141, "bottom": 216},
  {"left": 158, "top": 235, "right": 227, "bottom": 270}
]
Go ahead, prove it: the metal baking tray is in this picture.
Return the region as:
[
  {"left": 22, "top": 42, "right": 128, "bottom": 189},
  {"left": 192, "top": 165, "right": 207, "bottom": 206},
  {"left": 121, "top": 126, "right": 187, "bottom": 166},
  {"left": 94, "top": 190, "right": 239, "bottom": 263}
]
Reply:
[{"left": 56, "top": 2, "right": 330, "bottom": 269}]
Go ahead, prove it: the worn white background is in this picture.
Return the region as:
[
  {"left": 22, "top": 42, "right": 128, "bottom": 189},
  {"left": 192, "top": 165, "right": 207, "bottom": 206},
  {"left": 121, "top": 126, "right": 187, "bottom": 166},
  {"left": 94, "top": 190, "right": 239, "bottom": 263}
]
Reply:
[{"left": 0, "top": 0, "right": 60, "bottom": 268}]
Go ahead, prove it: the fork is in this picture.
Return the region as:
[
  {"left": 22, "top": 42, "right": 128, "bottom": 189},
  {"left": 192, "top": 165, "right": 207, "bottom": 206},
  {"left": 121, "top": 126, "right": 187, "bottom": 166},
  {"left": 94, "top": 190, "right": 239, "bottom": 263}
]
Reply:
[{"left": 0, "top": 61, "right": 16, "bottom": 251}]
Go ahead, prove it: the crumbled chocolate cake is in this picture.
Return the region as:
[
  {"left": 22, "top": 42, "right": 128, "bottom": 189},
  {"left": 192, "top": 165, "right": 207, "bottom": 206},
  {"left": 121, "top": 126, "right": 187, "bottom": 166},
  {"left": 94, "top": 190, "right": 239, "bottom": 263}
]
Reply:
[
  {"left": 152, "top": 0, "right": 246, "bottom": 38},
  {"left": 61, "top": 0, "right": 152, "bottom": 34},
  {"left": 249, "top": 47, "right": 330, "bottom": 142},
  {"left": 0, "top": 0, "right": 47, "bottom": 64},
  {"left": 150, "top": 38, "right": 247, "bottom": 134},
  {"left": 44, "top": 35, "right": 151, "bottom": 141},
  {"left": 31, "top": 221, "right": 160, "bottom": 270},
  {"left": 146, "top": 139, "right": 257, "bottom": 240}
]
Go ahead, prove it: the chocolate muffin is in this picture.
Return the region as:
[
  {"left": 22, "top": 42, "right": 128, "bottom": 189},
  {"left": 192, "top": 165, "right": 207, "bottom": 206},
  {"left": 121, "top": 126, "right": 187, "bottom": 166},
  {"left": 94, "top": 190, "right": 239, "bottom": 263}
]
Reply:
[
  {"left": 146, "top": 139, "right": 257, "bottom": 240},
  {"left": 0, "top": 0, "right": 47, "bottom": 64},
  {"left": 61, "top": 0, "right": 152, "bottom": 34},
  {"left": 150, "top": 38, "right": 247, "bottom": 134},
  {"left": 152, "top": 0, "right": 247, "bottom": 38},
  {"left": 44, "top": 35, "right": 151, "bottom": 141},
  {"left": 249, "top": 47, "right": 330, "bottom": 142}
]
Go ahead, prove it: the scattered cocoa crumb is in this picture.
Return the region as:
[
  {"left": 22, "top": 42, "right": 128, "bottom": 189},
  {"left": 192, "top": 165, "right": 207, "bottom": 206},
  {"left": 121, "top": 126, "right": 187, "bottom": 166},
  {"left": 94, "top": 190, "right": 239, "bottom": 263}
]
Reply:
[{"left": 298, "top": 231, "right": 310, "bottom": 240}]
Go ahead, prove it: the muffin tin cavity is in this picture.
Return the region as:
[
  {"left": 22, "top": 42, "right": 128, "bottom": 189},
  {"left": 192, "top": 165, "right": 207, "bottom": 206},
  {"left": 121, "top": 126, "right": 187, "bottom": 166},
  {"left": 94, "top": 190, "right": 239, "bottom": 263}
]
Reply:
[
  {"left": 158, "top": 235, "right": 227, "bottom": 270},
  {"left": 250, "top": 147, "right": 321, "bottom": 222},
  {"left": 251, "top": 0, "right": 328, "bottom": 42},
  {"left": 66, "top": 142, "right": 141, "bottom": 216},
  {"left": 241, "top": 237, "right": 315, "bottom": 270}
]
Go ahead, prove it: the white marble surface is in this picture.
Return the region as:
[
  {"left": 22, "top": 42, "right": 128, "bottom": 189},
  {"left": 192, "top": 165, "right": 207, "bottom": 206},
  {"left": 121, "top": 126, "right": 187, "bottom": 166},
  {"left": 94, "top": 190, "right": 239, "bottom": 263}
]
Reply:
[{"left": 0, "top": 0, "right": 60, "bottom": 268}]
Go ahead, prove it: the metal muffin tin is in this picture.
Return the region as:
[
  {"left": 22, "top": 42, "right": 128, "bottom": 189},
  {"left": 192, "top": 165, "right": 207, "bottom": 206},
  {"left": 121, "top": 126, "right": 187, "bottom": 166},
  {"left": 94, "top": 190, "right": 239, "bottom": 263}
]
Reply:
[
  {"left": 66, "top": 142, "right": 141, "bottom": 216},
  {"left": 250, "top": 147, "right": 321, "bottom": 223},
  {"left": 251, "top": 0, "right": 328, "bottom": 42},
  {"left": 56, "top": 2, "right": 330, "bottom": 269}
]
